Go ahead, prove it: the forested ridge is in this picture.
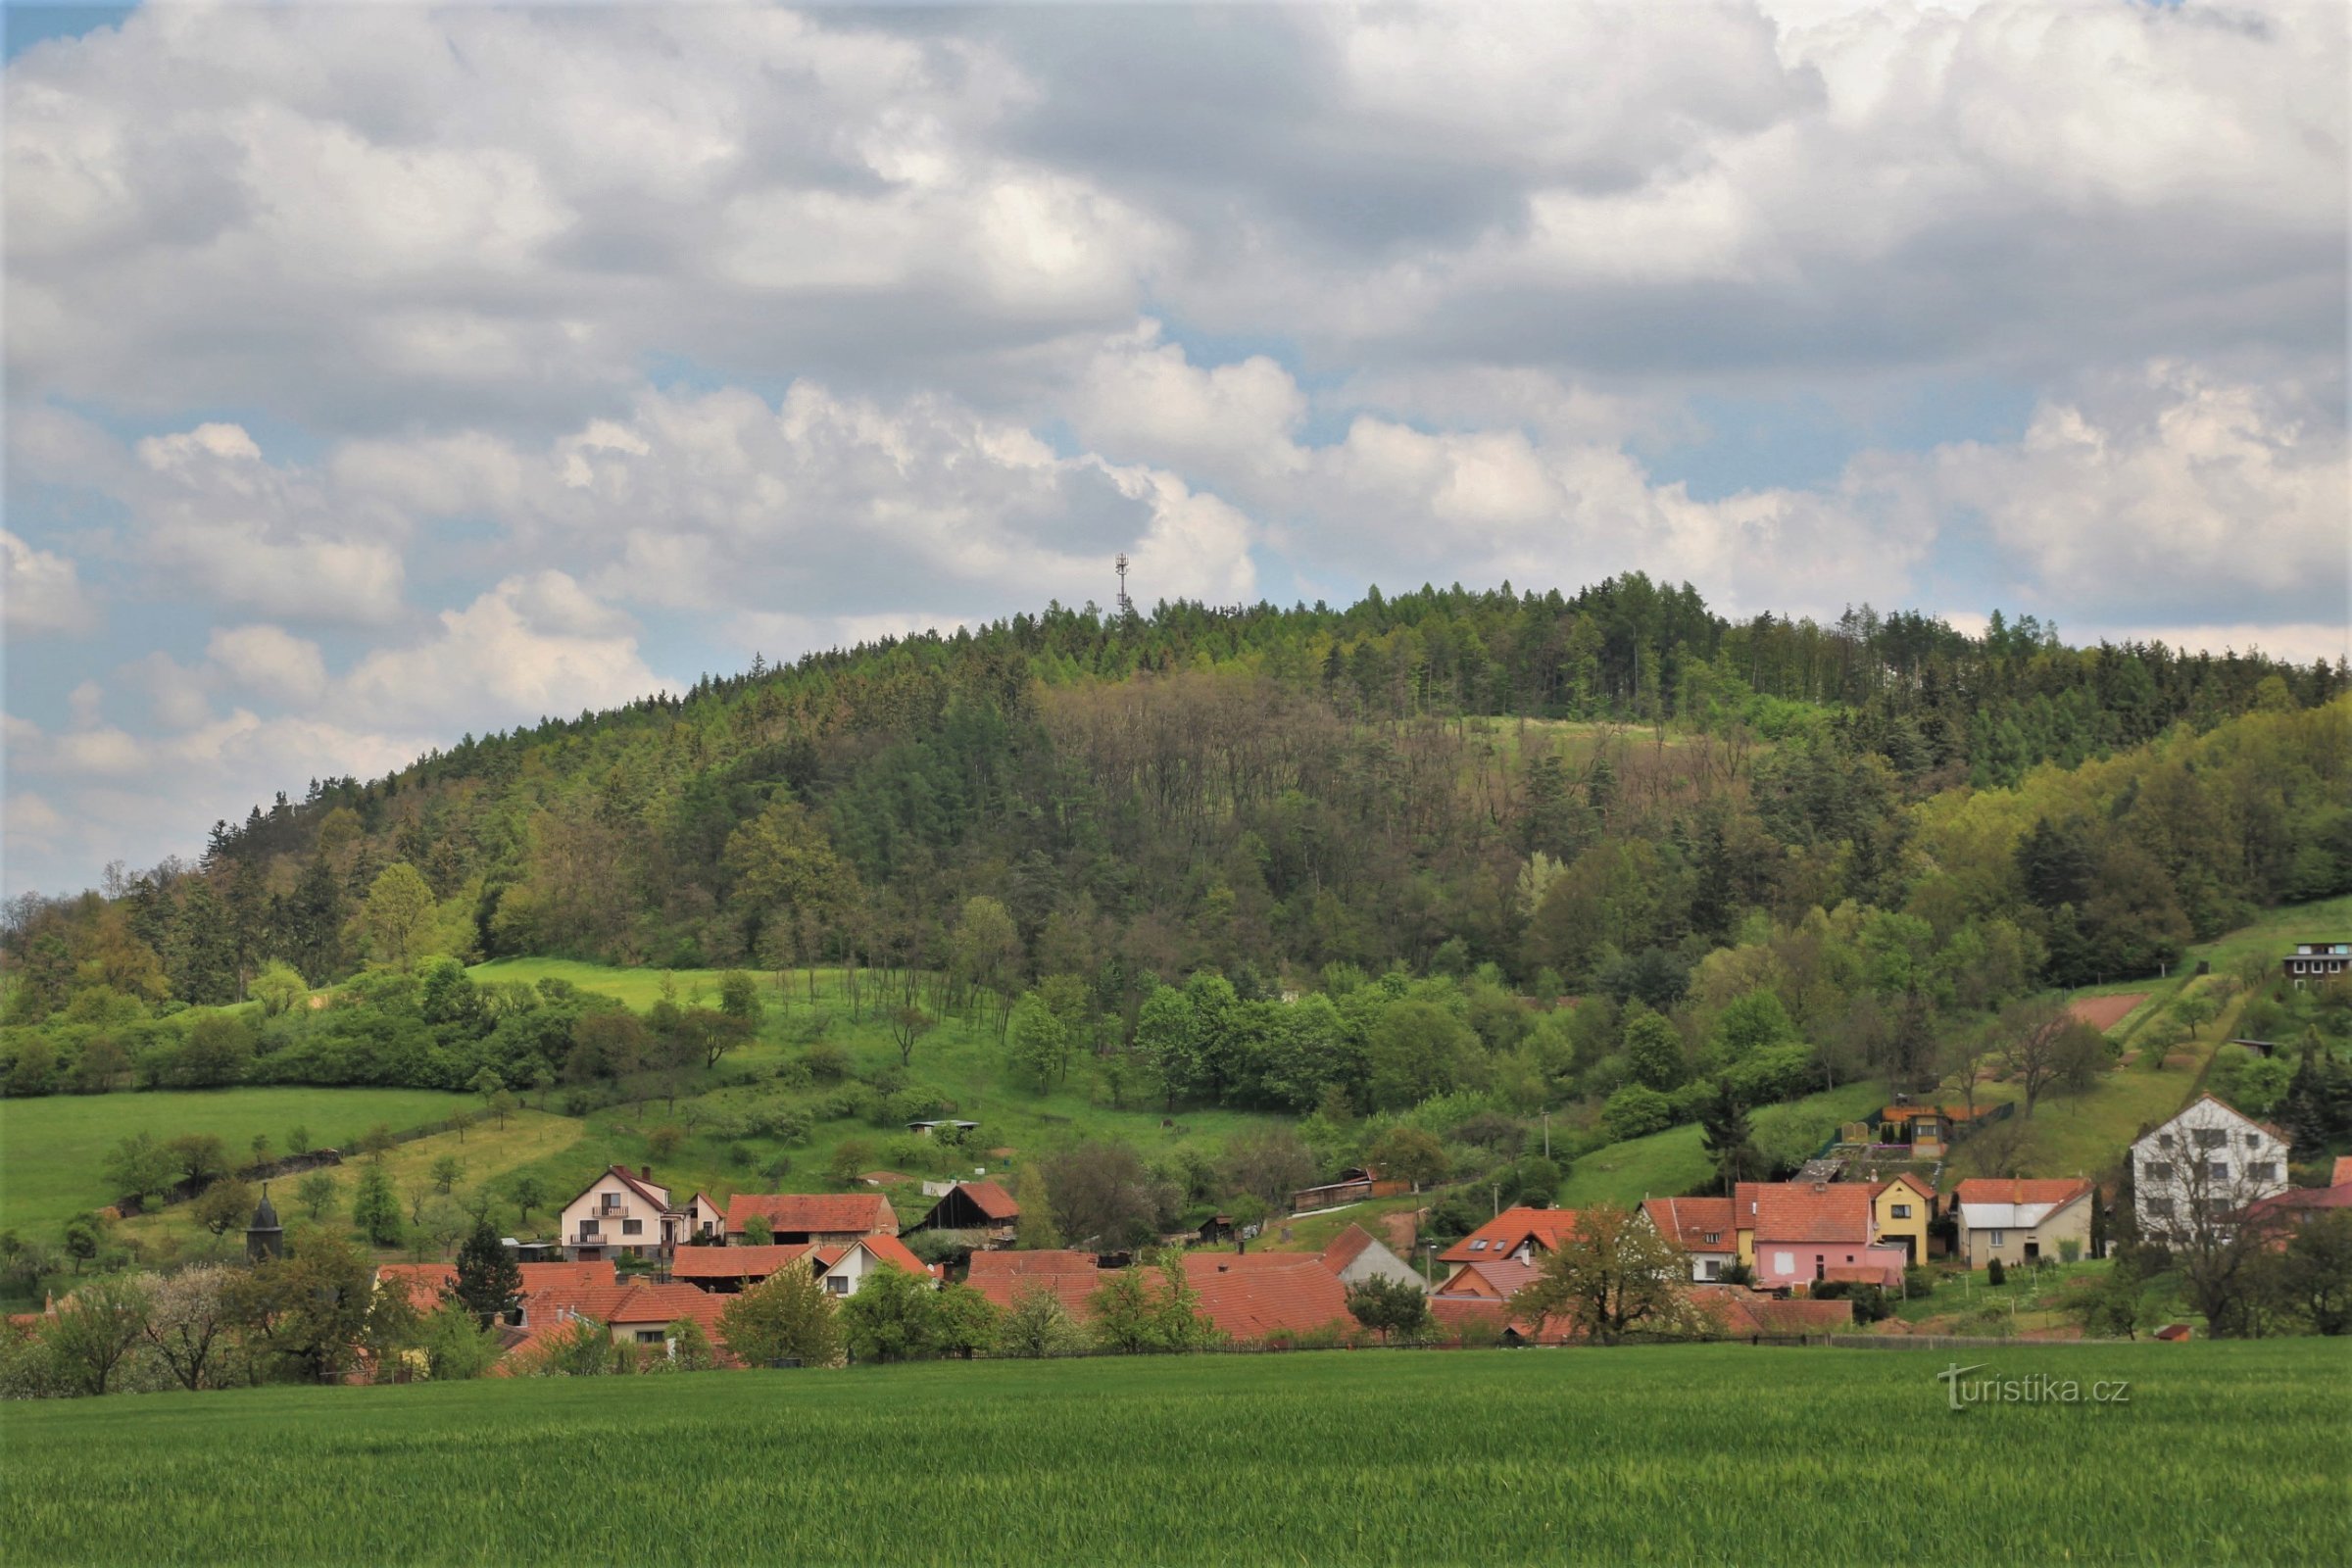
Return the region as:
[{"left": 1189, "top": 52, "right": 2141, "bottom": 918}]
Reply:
[
  {"left": 9, "top": 577, "right": 2348, "bottom": 1009},
  {"left": 4, "top": 578, "right": 2348, "bottom": 1162}
]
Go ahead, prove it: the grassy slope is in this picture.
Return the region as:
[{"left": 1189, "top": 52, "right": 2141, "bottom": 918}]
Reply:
[
  {"left": 472, "top": 958, "right": 1290, "bottom": 1217},
  {"left": 5, "top": 1343, "right": 2343, "bottom": 1565},
  {"left": 1557, "top": 895, "right": 2352, "bottom": 1196},
  {"left": 1561, "top": 1082, "right": 1888, "bottom": 1207},
  {"left": 106, "top": 1109, "right": 585, "bottom": 1261},
  {"left": 0, "top": 1087, "right": 477, "bottom": 1236}
]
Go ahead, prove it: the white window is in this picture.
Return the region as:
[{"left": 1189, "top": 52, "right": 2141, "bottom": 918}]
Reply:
[
  {"left": 1990, "top": 1231, "right": 2005, "bottom": 1247},
  {"left": 1771, "top": 1250, "right": 1793, "bottom": 1274},
  {"left": 2252, "top": 1163, "right": 2278, "bottom": 1183},
  {"left": 826, "top": 1276, "right": 849, "bottom": 1296},
  {"left": 1891, "top": 1204, "right": 1912, "bottom": 1219},
  {"left": 1470, "top": 1240, "right": 1488, "bottom": 1251},
  {"left": 635, "top": 1329, "right": 663, "bottom": 1345},
  {"left": 2195, "top": 1129, "right": 2226, "bottom": 1150},
  {"left": 2148, "top": 1198, "right": 2174, "bottom": 1219},
  {"left": 1702, "top": 1231, "right": 1721, "bottom": 1245},
  {"left": 623, "top": 1219, "right": 643, "bottom": 1236},
  {"left": 1700, "top": 1260, "right": 1720, "bottom": 1280},
  {"left": 2209, "top": 1161, "right": 2230, "bottom": 1182},
  {"left": 2144, "top": 1160, "right": 2172, "bottom": 1183}
]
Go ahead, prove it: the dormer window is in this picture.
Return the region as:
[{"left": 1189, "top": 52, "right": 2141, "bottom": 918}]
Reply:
[{"left": 1702, "top": 1231, "right": 1721, "bottom": 1245}]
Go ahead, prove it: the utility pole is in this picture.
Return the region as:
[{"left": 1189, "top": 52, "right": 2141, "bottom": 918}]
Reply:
[{"left": 1542, "top": 1108, "right": 1551, "bottom": 1160}]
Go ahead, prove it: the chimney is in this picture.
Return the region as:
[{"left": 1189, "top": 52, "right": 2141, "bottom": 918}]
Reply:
[{"left": 642, "top": 1165, "right": 654, "bottom": 1183}]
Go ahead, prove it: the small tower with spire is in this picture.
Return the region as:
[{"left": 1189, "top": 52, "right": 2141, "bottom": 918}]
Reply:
[{"left": 246, "top": 1183, "right": 284, "bottom": 1264}]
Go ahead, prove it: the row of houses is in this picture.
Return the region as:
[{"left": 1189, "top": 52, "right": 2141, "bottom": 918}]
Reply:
[{"left": 556, "top": 1165, "right": 1021, "bottom": 1263}]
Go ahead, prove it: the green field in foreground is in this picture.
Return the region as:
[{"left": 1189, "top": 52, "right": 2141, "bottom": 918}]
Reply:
[
  {"left": 0, "top": 1087, "right": 476, "bottom": 1236},
  {"left": 4, "top": 1343, "right": 2345, "bottom": 1566}
]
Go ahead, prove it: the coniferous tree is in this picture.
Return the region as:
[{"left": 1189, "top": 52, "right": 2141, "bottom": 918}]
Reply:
[{"left": 449, "top": 1219, "right": 522, "bottom": 1326}]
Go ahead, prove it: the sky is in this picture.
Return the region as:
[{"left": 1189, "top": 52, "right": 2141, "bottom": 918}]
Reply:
[{"left": 3, "top": 0, "right": 2347, "bottom": 899}]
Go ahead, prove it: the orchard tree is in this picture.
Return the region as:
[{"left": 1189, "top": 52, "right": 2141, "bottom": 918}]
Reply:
[
  {"left": 46, "top": 1275, "right": 151, "bottom": 1396},
  {"left": 1346, "top": 1276, "right": 1432, "bottom": 1344},
  {"left": 1511, "top": 1202, "right": 1692, "bottom": 1344},
  {"left": 717, "top": 1266, "right": 844, "bottom": 1368}
]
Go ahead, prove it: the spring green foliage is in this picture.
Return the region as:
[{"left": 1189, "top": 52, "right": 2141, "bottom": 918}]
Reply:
[
  {"left": 716, "top": 1266, "right": 844, "bottom": 1369},
  {"left": 994, "top": 1285, "right": 1087, "bottom": 1357},
  {"left": 1343, "top": 1276, "right": 1432, "bottom": 1344},
  {"left": 349, "top": 1165, "right": 402, "bottom": 1248},
  {"left": 3, "top": 1346, "right": 2346, "bottom": 1564}
]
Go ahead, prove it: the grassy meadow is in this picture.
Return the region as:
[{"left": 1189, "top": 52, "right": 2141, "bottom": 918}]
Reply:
[
  {"left": 0, "top": 1087, "right": 478, "bottom": 1235},
  {"left": 4, "top": 1342, "right": 2344, "bottom": 1565}
]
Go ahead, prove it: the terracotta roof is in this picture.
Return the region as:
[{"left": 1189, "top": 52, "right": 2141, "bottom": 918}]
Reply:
[
  {"left": 1319, "top": 1224, "right": 1377, "bottom": 1273},
  {"left": 726, "top": 1192, "right": 898, "bottom": 1235},
  {"left": 668, "top": 1245, "right": 816, "bottom": 1280},
  {"left": 1182, "top": 1254, "right": 1352, "bottom": 1343},
  {"left": 2249, "top": 1185, "right": 2352, "bottom": 1217},
  {"left": 375, "top": 1259, "right": 614, "bottom": 1313},
  {"left": 965, "top": 1250, "right": 1102, "bottom": 1317},
  {"left": 1642, "top": 1198, "right": 1737, "bottom": 1252},
  {"left": 1951, "top": 1178, "right": 2093, "bottom": 1210},
  {"left": 953, "top": 1180, "right": 1020, "bottom": 1221},
  {"left": 1690, "top": 1286, "right": 1854, "bottom": 1336},
  {"left": 537, "top": 1281, "right": 724, "bottom": 1328},
  {"left": 1426, "top": 1296, "right": 1575, "bottom": 1345},
  {"left": 1752, "top": 1184, "right": 1877, "bottom": 1246},
  {"left": 1439, "top": 1206, "right": 1580, "bottom": 1263},
  {"left": 374, "top": 1263, "right": 457, "bottom": 1313},
  {"left": 1436, "top": 1257, "right": 1544, "bottom": 1301}
]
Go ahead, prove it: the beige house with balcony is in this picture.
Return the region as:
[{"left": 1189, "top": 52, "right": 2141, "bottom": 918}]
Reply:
[{"left": 559, "top": 1165, "right": 685, "bottom": 1262}]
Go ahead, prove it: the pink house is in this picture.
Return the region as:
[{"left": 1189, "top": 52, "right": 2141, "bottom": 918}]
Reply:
[{"left": 1740, "top": 1182, "right": 1907, "bottom": 1291}]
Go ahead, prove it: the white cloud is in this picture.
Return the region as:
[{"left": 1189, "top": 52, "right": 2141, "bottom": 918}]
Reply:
[
  {"left": 339, "top": 571, "right": 662, "bottom": 730},
  {"left": 1923, "top": 364, "right": 2349, "bottom": 623},
  {"left": 3, "top": 529, "right": 96, "bottom": 637},
  {"left": 207, "top": 624, "right": 328, "bottom": 705}
]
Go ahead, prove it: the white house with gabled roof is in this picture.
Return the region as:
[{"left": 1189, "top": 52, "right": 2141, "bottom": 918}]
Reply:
[
  {"left": 559, "top": 1165, "right": 685, "bottom": 1261},
  {"left": 2131, "top": 1095, "right": 2288, "bottom": 1241}
]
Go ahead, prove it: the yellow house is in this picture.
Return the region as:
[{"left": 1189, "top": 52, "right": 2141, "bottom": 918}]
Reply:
[{"left": 1869, "top": 1174, "right": 1935, "bottom": 1263}]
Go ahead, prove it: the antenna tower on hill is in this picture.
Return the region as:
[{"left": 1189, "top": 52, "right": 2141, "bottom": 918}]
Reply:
[{"left": 1114, "top": 553, "right": 1133, "bottom": 619}]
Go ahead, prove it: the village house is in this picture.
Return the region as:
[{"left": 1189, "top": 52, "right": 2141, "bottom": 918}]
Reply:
[
  {"left": 1737, "top": 1182, "right": 1907, "bottom": 1290},
  {"left": 725, "top": 1192, "right": 899, "bottom": 1247},
  {"left": 1867, "top": 1173, "right": 1936, "bottom": 1263},
  {"left": 667, "top": 1244, "right": 820, "bottom": 1294},
  {"left": 964, "top": 1250, "right": 1105, "bottom": 1318},
  {"left": 2131, "top": 1095, "right": 2288, "bottom": 1239},
  {"left": 1640, "top": 1198, "right": 1738, "bottom": 1281},
  {"left": 1438, "top": 1205, "right": 1579, "bottom": 1267},
  {"left": 559, "top": 1166, "right": 685, "bottom": 1262},
  {"left": 1433, "top": 1254, "right": 1543, "bottom": 1302},
  {"left": 2281, "top": 940, "right": 2351, "bottom": 989},
  {"left": 815, "top": 1235, "right": 937, "bottom": 1298},
  {"left": 1949, "top": 1178, "right": 2095, "bottom": 1268},
  {"left": 910, "top": 1180, "right": 1019, "bottom": 1246},
  {"left": 684, "top": 1193, "right": 727, "bottom": 1242},
  {"left": 1319, "top": 1224, "right": 1426, "bottom": 1293}
]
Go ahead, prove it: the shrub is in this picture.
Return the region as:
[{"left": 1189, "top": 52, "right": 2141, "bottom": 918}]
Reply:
[
  {"left": 1986, "top": 1257, "right": 2007, "bottom": 1287},
  {"left": 1600, "top": 1083, "right": 1675, "bottom": 1142},
  {"left": 1902, "top": 1265, "right": 1936, "bottom": 1298},
  {"left": 2058, "top": 1239, "right": 2082, "bottom": 1264}
]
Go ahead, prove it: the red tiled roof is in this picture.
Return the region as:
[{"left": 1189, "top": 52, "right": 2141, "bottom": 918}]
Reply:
[
  {"left": 668, "top": 1245, "right": 816, "bottom": 1280},
  {"left": 573, "top": 1164, "right": 673, "bottom": 1213},
  {"left": 727, "top": 1192, "right": 898, "bottom": 1235},
  {"left": 1951, "top": 1178, "right": 2093, "bottom": 1210},
  {"left": 954, "top": 1180, "right": 1020, "bottom": 1221},
  {"left": 1642, "top": 1198, "right": 1737, "bottom": 1252},
  {"left": 1439, "top": 1206, "right": 1579, "bottom": 1263},
  {"left": 374, "top": 1263, "right": 458, "bottom": 1313},
  {"left": 376, "top": 1259, "right": 614, "bottom": 1314},
  {"left": 1752, "top": 1185, "right": 1876, "bottom": 1246},
  {"left": 1870, "top": 1173, "right": 1937, "bottom": 1202},
  {"left": 1182, "top": 1254, "right": 1352, "bottom": 1343},
  {"left": 1691, "top": 1286, "right": 1854, "bottom": 1336},
  {"left": 965, "top": 1250, "right": 1103, "bottom": 1317},
  {"left": 1436, "top": 1257, "right": 1543, "bottom": 1301},
  {"left": 1426, "top": 1297, "right": 1576, "bottom": 1345}
]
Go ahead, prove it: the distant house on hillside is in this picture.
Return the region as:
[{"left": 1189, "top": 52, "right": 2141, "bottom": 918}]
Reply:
[
  {"left": 910, "top": 1181, "right": 1019, "bottom": 1246},
  {"left": 1290, "top": 1167, "right": 1408, "bottom": 1213},
  {"left": 2282, "top": 941, "right": 2351, "bottom": 989},
  {"left": 1738, "top": 1182, "right": 1907, "bottom": 1290}
]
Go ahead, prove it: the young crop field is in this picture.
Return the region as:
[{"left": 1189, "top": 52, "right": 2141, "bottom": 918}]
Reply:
[
  {"left": 0, "top": 1087, "right": 479, "bottom": 1236},
  {"left": 4, "top": 1342, "right": 2344, "bottom": 1565}
]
